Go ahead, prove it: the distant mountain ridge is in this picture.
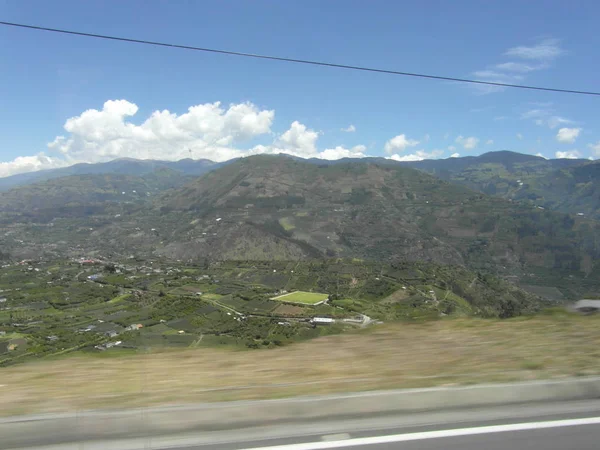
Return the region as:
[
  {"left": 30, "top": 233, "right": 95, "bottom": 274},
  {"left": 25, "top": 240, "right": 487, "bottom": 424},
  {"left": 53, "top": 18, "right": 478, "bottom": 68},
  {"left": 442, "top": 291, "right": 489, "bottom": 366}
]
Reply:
[
  {"left": 2, "top": 151, "right": 598, "bottom": 219},
  {"left": 394, "top": 151, "right": 599, "bottom": 218},
  {"left": 0, "top": 169, "right": 196, "bottom": 224},
  {"left": 0, "top": 158, "right": 225, "bottom": 191}
]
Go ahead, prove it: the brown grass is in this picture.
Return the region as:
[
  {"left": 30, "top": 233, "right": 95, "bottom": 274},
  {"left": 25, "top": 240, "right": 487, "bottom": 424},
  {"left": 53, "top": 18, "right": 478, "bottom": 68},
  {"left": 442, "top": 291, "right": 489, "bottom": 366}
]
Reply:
[{"left": 2, "top": 314, "right": 600, "bottom": 416}]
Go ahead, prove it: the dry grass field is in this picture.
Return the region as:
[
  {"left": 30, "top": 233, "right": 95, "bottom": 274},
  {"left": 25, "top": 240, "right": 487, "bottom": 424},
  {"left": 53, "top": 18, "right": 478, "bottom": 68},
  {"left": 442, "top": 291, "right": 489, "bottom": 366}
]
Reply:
[{"left": 2, "top": 312, "right": 600, "bottom": 417}]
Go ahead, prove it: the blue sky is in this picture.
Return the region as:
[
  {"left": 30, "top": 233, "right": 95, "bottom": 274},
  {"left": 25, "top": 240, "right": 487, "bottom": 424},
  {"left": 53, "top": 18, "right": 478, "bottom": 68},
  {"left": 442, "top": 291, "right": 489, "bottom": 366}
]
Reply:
[{"left": 1, "top": 0, "right": 599, "bottom": 176}]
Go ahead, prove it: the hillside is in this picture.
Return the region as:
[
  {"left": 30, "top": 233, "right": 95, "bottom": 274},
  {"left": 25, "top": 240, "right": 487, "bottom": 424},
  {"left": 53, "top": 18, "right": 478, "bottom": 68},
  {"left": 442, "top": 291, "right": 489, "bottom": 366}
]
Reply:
[
  {"left": 398, "top": 151, "right": 597, "bottom": 216},
  {"left": 153, "top": 156, "right": 600, "bottom": 292},
  {"left": 499, "top": 160, "right": 600, "bottom": 219},
  {"left": 0, "top": 169, "right": 194, "bottom": 223}
]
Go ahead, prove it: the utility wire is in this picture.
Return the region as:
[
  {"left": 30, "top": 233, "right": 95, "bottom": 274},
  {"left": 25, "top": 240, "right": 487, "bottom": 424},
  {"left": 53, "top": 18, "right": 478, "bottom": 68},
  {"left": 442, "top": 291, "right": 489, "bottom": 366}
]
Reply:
[{"left": 1, "top": 20, "right": 599, "bottom": 97}]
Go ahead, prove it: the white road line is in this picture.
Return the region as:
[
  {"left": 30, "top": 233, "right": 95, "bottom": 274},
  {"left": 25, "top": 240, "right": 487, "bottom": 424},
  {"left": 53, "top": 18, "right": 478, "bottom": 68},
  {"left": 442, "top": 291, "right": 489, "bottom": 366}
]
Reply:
[{"left": 242, "top": 417, "right": 600, "bottom": 450}]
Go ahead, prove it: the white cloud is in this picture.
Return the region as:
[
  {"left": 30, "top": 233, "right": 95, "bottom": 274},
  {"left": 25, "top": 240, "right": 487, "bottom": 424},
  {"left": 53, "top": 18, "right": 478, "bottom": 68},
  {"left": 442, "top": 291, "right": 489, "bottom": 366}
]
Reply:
[
  {"left": 493, "top": 116, "right": 507, "bottom": 121},
  {"left": 0, "top": 99, "right": 373, "bottom": 178},
  {"left": 455, "top": 135, "right": 480, "bottom": 150},
  {"left": 546, "top": 116, "right": 573, "bottom": 129},
  {"left": 423, "top": 134, "right": 430, "bottom": 142},
  {"left": 555, "top": 150, "right": 581, "bottom": 159},
  {"left": 473, "top": 70, "right": 524, "bottom": 82},
  {"left": 471, "top": 71, "right": 524, "bottom": 94},
  {"left": 341, "top": 124, "right": 356, "bottom": 133},
  {"left": 486, "top": 139, "right": 494, "bottom": 145},
  {"left": 535, "top": 152, "right": 548, "bottom": 159},
  {"left": 505, "top": 38, "right": 564, "bottom": 61},
  {"left": 470, "top": 38, "right": 564, "bottom": 95},
  {"left": 272, "top": 120, "right": 319, "bottom": 156},
  {"left": 450, "top": 153, "right": 460, "bottom": 158},
  {"left": 495, "top": 62, "right": 539, "bottom": 72},
  {"left": 521, "top": 108, "right": 573, "bottom": 129},
  {"left": 45, "top": 99, "right": 275, "bottom": 165},
  {"left": 0, "top": 154, "right": 69, "bottom": 178},
  {"left": 387, "top": 149, "right": 444, "bottom": 162},
  {"left": 317, "top": 145, "right": 367, "bottom": 160},
  {"left": 588, "top": 141, "right": 600, "bottom": 156},
  {"left": 247, "top": 123, "right": 369, "bottom": 161},
  {"left": 384, "top": 134, "right": 419, "bottom": 154},
  {"left": 517, "top": 133, "right": 523, "bottom": 140},
  {"left": 556, "top": 127, "right": 581, "bottom": 144},
  {"left": 448, "top": 145, "right": 456, "bottom": 151}
]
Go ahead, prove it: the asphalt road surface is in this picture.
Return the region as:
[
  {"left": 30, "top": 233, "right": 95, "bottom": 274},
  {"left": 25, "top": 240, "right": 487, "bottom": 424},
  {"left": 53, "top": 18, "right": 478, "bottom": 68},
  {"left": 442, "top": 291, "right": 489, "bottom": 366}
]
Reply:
[{"left": 8, "top": 400, "right": 600, "bottom": 450}]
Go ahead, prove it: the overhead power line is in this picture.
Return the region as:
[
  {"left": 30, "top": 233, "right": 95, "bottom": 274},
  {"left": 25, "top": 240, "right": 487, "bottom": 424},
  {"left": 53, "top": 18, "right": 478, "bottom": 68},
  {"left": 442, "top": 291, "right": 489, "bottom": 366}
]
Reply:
[{"left": 1, "top": 20, "right": 599, "bottom": 97}]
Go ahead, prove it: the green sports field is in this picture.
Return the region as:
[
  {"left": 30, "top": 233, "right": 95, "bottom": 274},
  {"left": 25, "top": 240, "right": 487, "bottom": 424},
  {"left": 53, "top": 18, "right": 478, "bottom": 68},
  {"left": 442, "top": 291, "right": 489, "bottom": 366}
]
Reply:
[{"left": 271, "top": 291, "right": 329, "bottom": 305}]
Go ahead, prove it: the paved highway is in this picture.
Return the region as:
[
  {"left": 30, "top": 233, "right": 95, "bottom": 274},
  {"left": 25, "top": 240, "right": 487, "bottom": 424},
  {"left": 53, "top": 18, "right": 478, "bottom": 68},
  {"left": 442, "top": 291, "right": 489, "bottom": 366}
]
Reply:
[{"left": 8, "top": 400, "right": 600, "bottom": 450}]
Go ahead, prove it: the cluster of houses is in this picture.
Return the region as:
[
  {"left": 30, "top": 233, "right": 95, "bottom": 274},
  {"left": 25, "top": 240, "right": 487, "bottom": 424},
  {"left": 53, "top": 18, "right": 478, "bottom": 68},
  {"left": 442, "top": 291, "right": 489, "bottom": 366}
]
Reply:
[
  {"left": 74, "top": 321, "right": 145, "bottom": 351},
  {"left": 94, "top": 341, "right": 122, "bottom": 351}
]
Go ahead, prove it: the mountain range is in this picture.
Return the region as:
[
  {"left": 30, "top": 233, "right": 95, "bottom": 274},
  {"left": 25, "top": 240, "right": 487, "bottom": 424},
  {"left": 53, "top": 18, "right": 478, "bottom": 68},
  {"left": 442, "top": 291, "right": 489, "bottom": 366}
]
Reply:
[
  {"left": 398, "top": 151, "right": 600, "bottom": 219},
  {"left": 0, "top": 157, "right": 221, "bottom": 192},
  {"left": 2, "top": 152, "right": 600, "bottom": 300},
  {"left": 3, "top": 151, "right": 598, "bottom": 219}
]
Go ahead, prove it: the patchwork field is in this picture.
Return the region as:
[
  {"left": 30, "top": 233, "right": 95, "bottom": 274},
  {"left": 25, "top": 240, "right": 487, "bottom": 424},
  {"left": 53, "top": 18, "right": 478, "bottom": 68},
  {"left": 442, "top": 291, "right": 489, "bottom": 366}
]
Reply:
[{"left": 271, "top": 291, "right": 329, "bottom": 305}]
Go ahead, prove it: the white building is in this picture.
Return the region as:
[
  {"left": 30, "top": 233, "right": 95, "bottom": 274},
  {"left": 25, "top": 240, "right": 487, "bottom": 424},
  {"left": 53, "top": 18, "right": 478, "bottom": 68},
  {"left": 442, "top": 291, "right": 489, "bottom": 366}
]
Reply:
[{"left": 311, "top": 317, "right": 335, "bottom": 325}]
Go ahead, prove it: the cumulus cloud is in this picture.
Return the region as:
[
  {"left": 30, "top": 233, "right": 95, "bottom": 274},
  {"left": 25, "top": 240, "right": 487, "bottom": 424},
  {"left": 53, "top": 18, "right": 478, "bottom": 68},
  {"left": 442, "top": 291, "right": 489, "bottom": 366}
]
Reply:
[
  {"left": 387, "top": 149, "right": 444, "bottom": 162},
  {"left": 341, "top": 124, "right": 356, "bottom": 133},
  {"left": 556, "top": 127, "right": 581, "bottom": 144},
  {"left": 0, "top": 154, "right": 69, "bottom": 178},
  {"left": 383, "top": 134, "right": 419, "bottom": 154},
  {"left": 455, "top": 135, "right": 479, "bottom": 150},
  {"left": 0, "top": 99, "right": 374, "bottom": 178},
  {"left": 317, "top": 145, "right": 367, "bottom": 160},
  {"left": 450, "top": 153, "right": 460, "bottom": 158},
  {"left": 245, "top": 123, "right": 367, "bottom": 160},
  {"left": 555, "top": 150, "right": 581, "bottom": 159},
  {"left": 44, "top": 99, "right": 275, "bottom": 165},
  {"left": 272, "top": 120, "right": 319, "bottom": 156},
  {"left": 486, "top": 139, "right": 494, "bottom": 145},
  {"left": 535, "top": 152, "right": 548, "bottom": 159}
]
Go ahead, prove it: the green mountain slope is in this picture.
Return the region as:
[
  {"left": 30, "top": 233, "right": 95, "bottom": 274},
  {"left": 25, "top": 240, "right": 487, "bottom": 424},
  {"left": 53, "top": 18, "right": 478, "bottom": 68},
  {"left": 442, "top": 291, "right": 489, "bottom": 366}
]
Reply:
[
  {"left": 154, "top": 156, "right": 600, "bottom": 288},
  {"left": 0, "top": 169, "right": 194, "bottom": 223},
  {"left": 500, "top": 160, "right": 600, "bottom": 219},
  {"left": 401, "top": 151, "right": 598, "bottom": 216}
]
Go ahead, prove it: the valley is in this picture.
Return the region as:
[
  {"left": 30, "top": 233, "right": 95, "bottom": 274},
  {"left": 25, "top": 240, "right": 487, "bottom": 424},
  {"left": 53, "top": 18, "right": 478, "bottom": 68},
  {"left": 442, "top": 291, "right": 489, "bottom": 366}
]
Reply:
[
  {"left": 0, "top": 256, "right": 548, "bottom": 366},
  {"left": 1, "top": 152, "right": 600, "bottom": 367}
]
